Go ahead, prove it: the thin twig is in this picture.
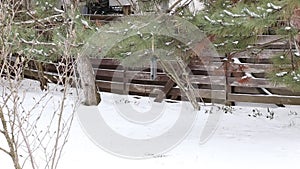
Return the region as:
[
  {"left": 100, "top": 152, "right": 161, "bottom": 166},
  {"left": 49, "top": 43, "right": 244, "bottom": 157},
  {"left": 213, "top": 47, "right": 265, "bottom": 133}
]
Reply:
[
  {"left": 14, "top": 14, "right": 64, "bottom": 25},
  {"left": 0, "top": 147, "right": 10, "bottom": 156},
  {"left": 231, "top": 36, "right": 288, "bottom": 55}
]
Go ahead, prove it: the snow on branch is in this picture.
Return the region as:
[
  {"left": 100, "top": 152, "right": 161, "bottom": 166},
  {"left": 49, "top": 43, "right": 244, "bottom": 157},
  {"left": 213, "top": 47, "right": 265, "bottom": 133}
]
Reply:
[
  {"left": 267, "top": 3, "right": 282, "bottom": 10},
  {"left": 276, "top": 71, "right": 288, "bottom": 77},
  {"left": 242, "top": 8, "right": 261, "bottom": 18},
  {"left": 19, "top": 38, "right": 84, "bottom": 48},
  {"left": 223, "top": 10, "right": 246, "bottom": 17},
  {"left": 54, "top": 7, "right": 65, "bottom": 13},
  {"left": 20, "top": 38, "right": 57, "bottom": 46},
  {"left": 204, "top": 15, "right": 217, "bottom": 24},
  {"left": 14, "top": 14, "right": 63, "bottom": 25}
]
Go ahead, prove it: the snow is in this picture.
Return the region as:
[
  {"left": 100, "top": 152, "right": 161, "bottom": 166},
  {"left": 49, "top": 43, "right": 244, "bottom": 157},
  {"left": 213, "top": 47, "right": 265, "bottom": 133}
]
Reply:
[
  {"left": 54, "top": 7, "right": 64, "bottom": 13},
  {"left": 62, "top": 100, "right": 300, "bottom": 169},
  {"left": 276, "top": 71, "right": 288, "bottom": 77},
  {"left": 223, "top": 10, "right": 245, "bottom": 17},
  {"left": 267, "top": 3, "right": 282, "bottom": 10},
  {"left": 168, "top": 0, "right": 204, "bottom": 15},
  {"left": 204, "top": 15, "right": 217, "bottom": 24},
  {"left": 232, "top": 41, "right": 239, "bottom": 44},
  {"left": 1, "top": 79, "right": 300, "bottom": 169},
  {"left": 242, "top": 8, "right": 261, "bottom": 18},
  {"left": 81, "top": 19, "right": 93, "bottom": 29}
]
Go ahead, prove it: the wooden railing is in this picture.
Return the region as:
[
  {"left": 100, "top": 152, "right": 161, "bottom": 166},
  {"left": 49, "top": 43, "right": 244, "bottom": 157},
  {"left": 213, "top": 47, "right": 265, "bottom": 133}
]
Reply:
[{"left": 3, "top": 35, "right": 300, "bottom": 105}]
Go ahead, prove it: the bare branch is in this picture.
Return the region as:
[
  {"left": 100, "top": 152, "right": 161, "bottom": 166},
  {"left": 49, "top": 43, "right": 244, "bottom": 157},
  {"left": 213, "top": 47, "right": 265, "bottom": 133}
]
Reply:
[
  {"left": 0, "top": 147, "right": 11, "bottom": 156},
  {"left": 167, "top": 0, "right": 184, "bottom": 13},
  {"left": 19, "top": 38, "right": 57, "bottom": 46},
  {"left": 0, "top": 129, "right": 5, "bottom": 134},
  {"left": 14, "top": 14, "right": 64, "bottom": 25},
  {"left": 19, "top": 38, "right": 84, "bottom": 47}
]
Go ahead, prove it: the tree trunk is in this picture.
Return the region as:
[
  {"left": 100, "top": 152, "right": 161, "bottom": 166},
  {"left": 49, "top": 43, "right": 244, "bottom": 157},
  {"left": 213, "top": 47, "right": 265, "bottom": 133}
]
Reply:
[
  {"left": 77, "top": 55, "right": 101, "bottom": 106},
  {"left": 34, "top": 60, "right": 48, "bottom": 90}
]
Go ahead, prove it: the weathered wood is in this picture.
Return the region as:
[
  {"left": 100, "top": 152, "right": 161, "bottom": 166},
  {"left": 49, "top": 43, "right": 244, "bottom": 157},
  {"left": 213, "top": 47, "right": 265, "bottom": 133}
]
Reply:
[
  {"left": 23, "top": 69, "right": 58, "bottom": 84},
  {"left": 154, "top": 79, "right": 175, "bottom": 102},
  {"left": 267, "top": 88, "right": 300, "bottom": 96},
  {"left": 34, "top": 61, "right": 48, "bottom": 90},
  {"left": 95, "top": 68, "right": 226, "bottom": 86},
  {"left": 230, "top": 78, "right": 287, "bottom": 89},
  {"left": 234, "top": 49, "right": 296, "bottom": 59},
  {"left": 224, "top": 57, "right": 233, "bottom": 106},
  {"left": 232, "top": 86, "right": 264, "bottom": 95},
  {"left": 255, "top": 35, "right": 293, "bottom": 49},
  {"left": 122, "top": 5, "right": 131, "bottom": 15},
  {"left": 77, "top": 55, "right": 101, "bottom": 106},
  {"left": 228, "top": 93, "right": 300, "bottom": 105},
  {"left": 82, "top": 14, "right": 122, "bottom": 21},
  {"left": 95, "top": 69, "right": 169, "bottom": 82},
  {"left": 5, "top": 34, "right": 300, "bottom": 105},
  {"left": 96, "top": 80, "right": 226, "bottom": 100}
]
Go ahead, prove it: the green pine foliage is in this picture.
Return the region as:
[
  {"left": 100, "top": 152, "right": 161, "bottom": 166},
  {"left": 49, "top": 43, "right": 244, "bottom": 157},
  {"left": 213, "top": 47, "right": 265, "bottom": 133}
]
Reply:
[
  {"left": 106, "top": 34, "right": 189, "bottom": 60},
  {"left": 8, "top": 0, "right": 95, "bottom": 62},
  {"left": 84, "top": 14, "right": 205, "bottom": 64},
  {"left": 194, "top": 0, "right": 300, "bottom": 91},
  {"left": 193, "top": 0, "right": 299, "bottom": 53}
]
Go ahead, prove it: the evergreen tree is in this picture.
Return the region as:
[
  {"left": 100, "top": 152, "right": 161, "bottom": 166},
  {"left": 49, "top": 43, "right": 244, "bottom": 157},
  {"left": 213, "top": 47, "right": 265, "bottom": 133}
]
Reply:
[
  {"left": 9, "top": 0, "right": 95, "bottom": 62},
  {"left": 1, "top": 0, "right": 96, "bottom": 90}
]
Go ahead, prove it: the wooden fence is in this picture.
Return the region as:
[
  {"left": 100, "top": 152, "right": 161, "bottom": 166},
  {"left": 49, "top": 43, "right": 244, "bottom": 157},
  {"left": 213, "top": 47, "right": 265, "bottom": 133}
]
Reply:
[
  {"left": 226, "top": 35, "right": 300, "bottom": 105},
  {"left": 5, "top": 35, "right": 300, "bottom": 106}
]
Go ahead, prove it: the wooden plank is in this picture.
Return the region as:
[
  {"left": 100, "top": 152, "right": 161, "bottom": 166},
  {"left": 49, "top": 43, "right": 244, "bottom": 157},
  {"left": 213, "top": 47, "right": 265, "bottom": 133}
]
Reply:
[
  {"left": 189, "top": 75, "right": 226, "bottom": 85},
  {"left": 228, "top": 93, "right": 300, "bottom": 105},
  {"left": 91, "top": 57, "right": 223, "bottom": 69},
  {"left": 82, "top": 14, "right": 122, "bottom": 21},
  {"left": 95, "top": 69, "right": 226, "bottom": 86},
  {"left": 90, "top": 58, "right": 225, "bottom": 76},
  {"left": 230, "top": 78, "right": 287, "bottom": 89},
  {"left": 24, "top": 69, "right": 61, "bottom": 84},
  {"left": 234, "top": 49, "right": 293, "bottom": 59},
  {"left": 90, "top": 58, "right": 121, "bottom": 69},
  {"left": 191, "top": 62, "right": 273, "bottom": 74},
  {"left": 95, "top": 69, "right": 168, "bottom": 81},
  {"left": 232, "top": 86, "right": 267, "bottom": 95},
  {"left": 232, "top": 86, "right": 292, "bottom": 95},
  {"left": 188, "top": 62, "right": 224, "bottom": 72},
  {"left": 154, "top": 79, "right": 175, "bottom": 102},
  {"left": 255, "top": 35, "right": 292, "bottom": 49},
  {"left": 267, "top": 88, "right": 300, "bottom": 96},
  {"left": 96, "top": 80, "right": 226, "bottom": 99},
  {"left": 168, "top": 88, "right": 226, "bottom": 100}
]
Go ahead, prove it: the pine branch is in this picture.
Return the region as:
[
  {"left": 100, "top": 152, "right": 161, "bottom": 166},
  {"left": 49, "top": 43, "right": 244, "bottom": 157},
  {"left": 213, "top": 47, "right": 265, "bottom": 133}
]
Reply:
[
  {"left": 14, "top": 14, "right": 63, "bottom": 25},
  {"left": 231, "top": 36, "right": 287, "bottom": 55}
]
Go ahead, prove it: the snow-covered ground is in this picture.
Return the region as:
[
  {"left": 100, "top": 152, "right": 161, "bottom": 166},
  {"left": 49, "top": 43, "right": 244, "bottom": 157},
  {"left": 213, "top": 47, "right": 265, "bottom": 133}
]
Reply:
[{"left": 1, "top": 80, "right": 300, "bottom": 169}]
